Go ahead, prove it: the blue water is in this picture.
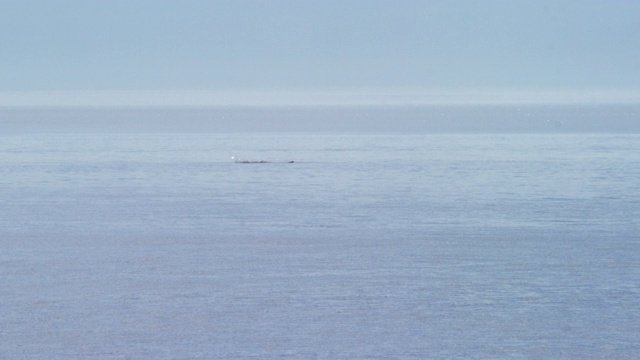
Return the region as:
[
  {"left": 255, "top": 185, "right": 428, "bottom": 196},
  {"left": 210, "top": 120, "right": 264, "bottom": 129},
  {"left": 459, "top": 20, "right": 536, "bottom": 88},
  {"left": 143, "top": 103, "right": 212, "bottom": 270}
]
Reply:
[{"left": 2, "top": 131, "right": 640, "bottom": 358}]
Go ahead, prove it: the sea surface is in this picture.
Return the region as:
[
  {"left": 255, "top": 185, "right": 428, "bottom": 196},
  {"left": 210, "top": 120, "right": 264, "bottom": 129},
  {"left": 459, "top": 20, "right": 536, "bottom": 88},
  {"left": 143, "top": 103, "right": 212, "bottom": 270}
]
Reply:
[{"left": 2, "top": 123, "right": 640, "bottom": 358}]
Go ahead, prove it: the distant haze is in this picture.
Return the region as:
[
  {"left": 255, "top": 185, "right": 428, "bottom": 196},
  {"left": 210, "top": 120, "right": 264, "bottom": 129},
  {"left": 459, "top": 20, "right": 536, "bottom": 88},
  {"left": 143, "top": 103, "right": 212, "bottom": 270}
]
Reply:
[{"left": 2, "top": 105, "right": 639, "bottom": 134}]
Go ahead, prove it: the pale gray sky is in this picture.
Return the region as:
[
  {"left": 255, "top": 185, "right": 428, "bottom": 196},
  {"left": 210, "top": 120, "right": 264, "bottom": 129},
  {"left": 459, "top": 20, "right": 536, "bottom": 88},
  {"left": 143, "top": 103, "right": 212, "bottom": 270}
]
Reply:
[{"left": 2, "top": 0, "right": 639, "bottom": 106}]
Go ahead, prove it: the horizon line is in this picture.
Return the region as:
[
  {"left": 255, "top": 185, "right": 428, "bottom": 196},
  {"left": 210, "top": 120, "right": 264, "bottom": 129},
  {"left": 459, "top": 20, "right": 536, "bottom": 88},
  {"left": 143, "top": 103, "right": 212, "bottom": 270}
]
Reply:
[{"left": 1, "top": 89, "right": 640, "bottom": 108}]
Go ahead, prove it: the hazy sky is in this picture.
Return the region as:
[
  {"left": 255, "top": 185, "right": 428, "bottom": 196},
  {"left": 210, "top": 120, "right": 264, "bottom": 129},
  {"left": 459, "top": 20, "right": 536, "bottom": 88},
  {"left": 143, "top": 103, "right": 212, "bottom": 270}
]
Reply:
[{"left": 2, "top": 0, "right": 640, "bottom": 105}]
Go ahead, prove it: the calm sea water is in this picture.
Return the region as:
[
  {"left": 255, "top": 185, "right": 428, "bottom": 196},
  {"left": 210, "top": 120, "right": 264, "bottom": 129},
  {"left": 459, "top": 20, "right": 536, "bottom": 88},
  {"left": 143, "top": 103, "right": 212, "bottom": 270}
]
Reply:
[{"left": 2, "top": 131, "right": 640, "bottom": 358}]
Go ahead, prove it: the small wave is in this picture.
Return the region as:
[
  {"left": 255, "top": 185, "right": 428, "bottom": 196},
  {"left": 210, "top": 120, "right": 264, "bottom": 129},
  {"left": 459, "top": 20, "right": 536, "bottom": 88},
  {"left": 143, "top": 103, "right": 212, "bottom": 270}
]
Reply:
[
  {"left": 236, "top": 159, "right": 269, "bottom": 164},
  {"left": 231, "top": 156, "right": 294, "bottom": 164}
]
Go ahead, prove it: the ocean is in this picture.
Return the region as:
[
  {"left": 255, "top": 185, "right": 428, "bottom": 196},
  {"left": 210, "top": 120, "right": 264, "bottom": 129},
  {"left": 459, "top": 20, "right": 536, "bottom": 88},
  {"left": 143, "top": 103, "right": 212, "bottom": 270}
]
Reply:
[{"left": 2, "top": 107, "right": 640, "bottom": 358}]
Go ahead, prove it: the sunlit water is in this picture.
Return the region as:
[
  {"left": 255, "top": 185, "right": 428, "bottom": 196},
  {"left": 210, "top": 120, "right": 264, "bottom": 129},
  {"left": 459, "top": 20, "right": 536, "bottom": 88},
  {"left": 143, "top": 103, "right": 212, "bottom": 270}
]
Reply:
[{"left": 2, "top": 132, "right": 639, "bottom": 358}]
